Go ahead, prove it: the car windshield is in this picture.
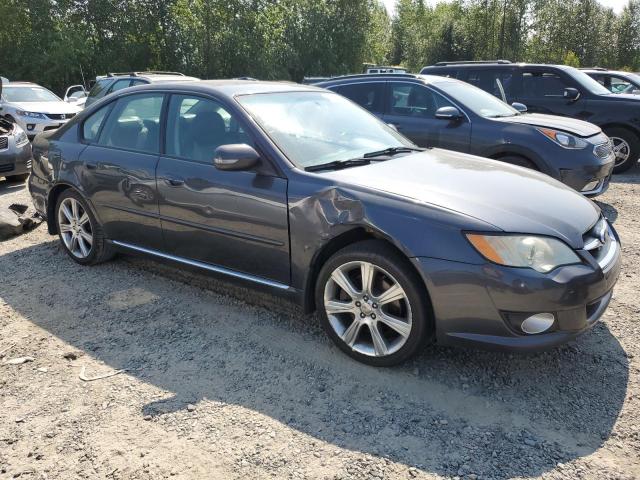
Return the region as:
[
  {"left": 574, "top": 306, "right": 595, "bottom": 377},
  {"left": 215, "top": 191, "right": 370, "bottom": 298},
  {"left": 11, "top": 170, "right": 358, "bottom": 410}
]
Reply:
[
  {"left": 2, "top": 86, "right": 61, "bottom": 102},
  {"left": 564, "top": 68, "right": 612, "bottom": 95},
  {"left": 434, "top": 80, "right": 518, "bottom": 118},
  {"left": 237, "top": 91, "right": 413, "bottom": 169}
]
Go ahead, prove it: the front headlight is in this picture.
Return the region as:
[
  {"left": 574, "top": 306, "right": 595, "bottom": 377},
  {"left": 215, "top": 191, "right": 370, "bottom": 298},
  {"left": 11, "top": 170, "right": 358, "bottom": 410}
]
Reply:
[
  {"left": 15, "top": 110, "right": 47, "bottom": 120},
  {"left": 466, "top": 234, "right": 581, "bottom": 273},
  {"left": 14, "top": 125, "right": 29, "bottom": 147},
  {"left": 538, "top": 128, "right": 588, "bottom": 149}
]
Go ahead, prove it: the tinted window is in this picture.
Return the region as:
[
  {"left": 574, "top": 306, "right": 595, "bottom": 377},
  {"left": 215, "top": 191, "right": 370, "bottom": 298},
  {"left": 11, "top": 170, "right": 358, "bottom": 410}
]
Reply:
[
  {"left": 82, "top": 105, "right": 110, "bottom": 141},
  {"left": 609, "top": 75, "right": 633, "bottom": 93},
  {"left": 108, "top": 79, "right": 133, "bottom": 94},
  {"left": 88, "top": 79, "right": 111, "bottom": 99},
  {"left": 335, "top": 83, "right": 385, "bottom": 113},
  {"left": 388, "top": 83, "right": 454, "bottom": 117},
  {"left": 98, "top": 93, "right": 163, "bottom": 153},
  {"left": 462, "top": 69, "right": 515, "bottom": 102},
  {"left": 166, "top": 95, "right": 252, "bottom": 163},
  {"left": 522, "top": 71, "right": 570, "bottom": 97}
]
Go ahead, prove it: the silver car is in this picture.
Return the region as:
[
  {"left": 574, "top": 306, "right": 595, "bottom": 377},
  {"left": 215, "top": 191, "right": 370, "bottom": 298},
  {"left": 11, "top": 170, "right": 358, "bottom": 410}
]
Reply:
[
  {"left": 0, "top": 116, "right": 31, "bottom": 181},
  {"left": 0, "top": 82, "right": 81, "bottom": 140}
]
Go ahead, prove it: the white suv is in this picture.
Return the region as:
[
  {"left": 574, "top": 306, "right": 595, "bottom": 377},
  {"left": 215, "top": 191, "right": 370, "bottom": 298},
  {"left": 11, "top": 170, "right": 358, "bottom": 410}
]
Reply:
[{"left": 0, "top": 82, "right": 82, "bottom": 140}]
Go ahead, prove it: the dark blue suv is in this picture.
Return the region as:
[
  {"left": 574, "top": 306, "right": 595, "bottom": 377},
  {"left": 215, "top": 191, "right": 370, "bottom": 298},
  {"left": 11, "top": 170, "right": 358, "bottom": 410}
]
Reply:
[
  {"left": 421, "top": 61, "right": 640, "bottom": 173},
  {"left": 318, "top": 74, "right": 615, "bottom": 196}
]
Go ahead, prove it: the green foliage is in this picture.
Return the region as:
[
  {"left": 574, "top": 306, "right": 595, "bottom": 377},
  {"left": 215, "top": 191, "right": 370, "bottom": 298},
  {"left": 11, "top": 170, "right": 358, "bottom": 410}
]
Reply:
[{"left": 1, "top": 0, "right": 639, "bottom": 95}]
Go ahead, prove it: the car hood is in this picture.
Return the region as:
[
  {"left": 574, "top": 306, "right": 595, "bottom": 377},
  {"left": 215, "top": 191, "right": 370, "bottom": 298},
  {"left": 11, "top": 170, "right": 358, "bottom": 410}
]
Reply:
[
  {"left": 320, "top": 149, "right": 599, "bottom": 248},
  {"left": 492, "top": 113, "right": 601, "bottom": 137},
  {"left": 7, "top": 101, "right": 81, "bottom": 115}
]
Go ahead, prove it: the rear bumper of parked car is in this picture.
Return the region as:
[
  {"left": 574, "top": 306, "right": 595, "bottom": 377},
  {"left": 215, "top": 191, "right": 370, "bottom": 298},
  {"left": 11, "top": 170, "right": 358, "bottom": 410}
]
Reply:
[
  {"left": 413, "top": 226, "right": 621, "bottom": 351},
  {"left": 0, "top": 141, "right": 32, "bottom": 177}
]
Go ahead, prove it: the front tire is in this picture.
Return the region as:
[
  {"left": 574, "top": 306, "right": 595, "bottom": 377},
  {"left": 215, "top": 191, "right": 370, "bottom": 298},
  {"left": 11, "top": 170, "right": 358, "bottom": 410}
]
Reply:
[
  {"left": 605, "top": 127, "right": 639, "bottom": 173},
  {"left": 55, "top": 189, "right": 114, "bottom": 265},
  {"left": 315, "top": 240, "right": 431, "bottom": 366}
]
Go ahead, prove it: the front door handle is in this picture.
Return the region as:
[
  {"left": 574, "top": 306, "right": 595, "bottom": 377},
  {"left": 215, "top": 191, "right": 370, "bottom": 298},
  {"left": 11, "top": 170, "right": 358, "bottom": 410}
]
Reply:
[{"left": 164, "top": 177, "right": 184, "bottom": 187}]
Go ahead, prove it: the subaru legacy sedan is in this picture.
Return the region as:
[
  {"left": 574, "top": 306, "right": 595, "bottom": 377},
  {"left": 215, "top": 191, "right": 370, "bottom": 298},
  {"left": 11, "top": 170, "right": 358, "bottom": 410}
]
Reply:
[
  {"left": 318, "top": 74, "right": 615, "bottom": 196},
  {"left": 28, "top": 81, "right": 621, "bottom": 366}
]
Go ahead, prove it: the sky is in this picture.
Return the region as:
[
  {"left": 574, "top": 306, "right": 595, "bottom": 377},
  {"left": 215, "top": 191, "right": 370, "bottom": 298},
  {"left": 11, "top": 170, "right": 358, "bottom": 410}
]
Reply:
[{"left": 381, "top": 0, "right": 628, "bottom": 15}]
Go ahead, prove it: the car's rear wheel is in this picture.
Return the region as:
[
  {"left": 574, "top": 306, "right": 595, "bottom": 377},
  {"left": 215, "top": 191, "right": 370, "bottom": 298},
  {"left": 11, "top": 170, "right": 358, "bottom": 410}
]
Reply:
[
  {"left": 605, "top": 127, "right": 639, "bottom": 173},
  {"left": 55, "top": 189, "right": 114, "bottom": 265},
  {"left": 315, "top": 240, "right": 431, "bottom": 366}
]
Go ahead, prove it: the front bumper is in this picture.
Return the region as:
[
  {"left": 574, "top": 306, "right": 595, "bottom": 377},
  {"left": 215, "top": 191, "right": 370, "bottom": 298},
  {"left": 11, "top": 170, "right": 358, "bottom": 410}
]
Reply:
[
  {"left": 0, "top": 137, "right": 32, "bottom": 177},
  {"left": 559, "top": 152, "right": 615, "bottom": 198},
  {"left": 413, "top": 225, "right": 622, "bottom": 351},
  {"left": 14, "top": 116, "right": 73, "bottom": 140}
]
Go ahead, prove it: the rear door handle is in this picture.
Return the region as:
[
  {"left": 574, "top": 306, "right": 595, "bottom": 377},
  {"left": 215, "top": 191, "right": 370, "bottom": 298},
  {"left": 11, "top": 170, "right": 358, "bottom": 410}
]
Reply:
[{"left": 164, "top": 177, "right": 184, "bottom": 187}]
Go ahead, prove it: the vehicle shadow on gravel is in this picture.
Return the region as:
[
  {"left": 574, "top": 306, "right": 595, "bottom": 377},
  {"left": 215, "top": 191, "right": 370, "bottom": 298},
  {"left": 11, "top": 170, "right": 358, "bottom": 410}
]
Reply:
[
  {"left": 0, "top": 179, "right": 26, "bottom": 197},
  {"left": 1, "top": 240, "right": 629, "bottom": 479}
]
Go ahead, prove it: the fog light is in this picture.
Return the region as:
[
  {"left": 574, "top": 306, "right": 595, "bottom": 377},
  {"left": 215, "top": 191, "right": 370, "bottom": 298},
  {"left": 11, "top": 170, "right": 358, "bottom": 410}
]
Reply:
[
  {"left": 581, "top": 180, "right": 599, "bottom": 192},
  {"left": 27, "top": 124, "right": 35, "bottom": 131},
  {"left": 521, "top": 313, "right": 555, "bottom": 334}
]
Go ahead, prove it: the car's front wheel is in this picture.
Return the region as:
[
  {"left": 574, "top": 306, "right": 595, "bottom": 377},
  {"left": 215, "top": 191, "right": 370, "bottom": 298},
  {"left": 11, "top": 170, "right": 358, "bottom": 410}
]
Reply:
[
  {"left": 55, "top": 189, "right": 114, "bottom": 265},
  {"left": 605, "top": 127, "right": 639, "bottom": 173},
  {"left": 316, "top": 240, "right": 431, "bottom": 366}
]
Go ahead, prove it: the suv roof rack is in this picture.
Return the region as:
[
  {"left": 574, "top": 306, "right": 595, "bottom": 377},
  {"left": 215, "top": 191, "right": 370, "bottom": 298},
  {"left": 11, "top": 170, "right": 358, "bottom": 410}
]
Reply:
[
  {"left": 434, "top": 60, "right": 512, "bottom": 66},
  {"left": 320, "top": 73, "right": 417, "bottom": 82},
  {"left": 579, "top": 67, "right": 607, "bottom": 71},
  {"left": 106, "top": 71, "right": 186, "bottom": 77}
]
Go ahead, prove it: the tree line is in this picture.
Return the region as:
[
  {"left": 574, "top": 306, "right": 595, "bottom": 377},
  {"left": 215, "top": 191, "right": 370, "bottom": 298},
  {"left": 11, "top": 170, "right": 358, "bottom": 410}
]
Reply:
[{"left": 0, "top": 0, "right": 639, "bottom": 95}]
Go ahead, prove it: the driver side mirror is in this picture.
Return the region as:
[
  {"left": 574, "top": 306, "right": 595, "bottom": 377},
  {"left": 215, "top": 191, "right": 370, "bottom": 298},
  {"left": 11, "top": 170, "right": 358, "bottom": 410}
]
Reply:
[
  {"left": 511, "top": 102, "right": 528, "bottom": 113},
  {"left": 435, "top": 106, "right": 463, "bottom": 120},
  {"left": 563, "top": 87, "right": 581, "bottom": 102},
  {"left": 214, "top": 144, "right": 260, "bottom": 171}
]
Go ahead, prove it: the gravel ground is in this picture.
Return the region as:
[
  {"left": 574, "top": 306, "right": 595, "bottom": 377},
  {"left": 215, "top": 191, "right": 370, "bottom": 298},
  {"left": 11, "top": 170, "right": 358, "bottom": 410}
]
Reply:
[{"left": 0, "top": 173, "right": 639, "bottom": 480}]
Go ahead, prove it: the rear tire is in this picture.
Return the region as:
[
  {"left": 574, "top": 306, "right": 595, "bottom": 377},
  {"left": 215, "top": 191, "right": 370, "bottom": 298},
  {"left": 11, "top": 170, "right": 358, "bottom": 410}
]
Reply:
[
  {"left": 6, "top": 173, "right": 29, "bottom": 182},
  {"left": 605, "top": 127, "right": 639, "bottom": 173},
  {"left": 55, "top": 189, "right": 114, "bottom": 265},
  {"left": 315, "top": 240, "right": 432, "bottom": 366}
]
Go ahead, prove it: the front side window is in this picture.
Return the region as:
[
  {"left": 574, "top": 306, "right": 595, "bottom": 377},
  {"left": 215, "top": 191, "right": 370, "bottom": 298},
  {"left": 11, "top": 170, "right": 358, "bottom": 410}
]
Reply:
[
  {"left": 237, "top": 91, "right": 412, "bottom": 169},
  {"left": 461, "top": 69, "right": 515, "bottom": 102},
  {"left": 334, "top": 83, "right": 385, "bottom": 114},
  {"left": 165, "top": 94, "right": 252, "bottom": 163},
  {"left": 2, "top": 86, "right": 60, "bottom": 103},
  {"left": 388, "top": 83, "right": 454, "bottom": 117},
  {"left": 97, "top": 93, "right": 164, "bottom": 153},
  {"left": 83, "top": 105, "right": 111, "bottom": 141},
  {"left": 522, "top": 71, "right": 571, "bottom": 97}
]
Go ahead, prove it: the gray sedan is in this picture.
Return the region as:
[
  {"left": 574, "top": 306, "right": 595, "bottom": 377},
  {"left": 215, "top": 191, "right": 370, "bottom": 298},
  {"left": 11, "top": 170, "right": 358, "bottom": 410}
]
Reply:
[{"left": 28, "top": 81, "right": 621, "bottom": 365}]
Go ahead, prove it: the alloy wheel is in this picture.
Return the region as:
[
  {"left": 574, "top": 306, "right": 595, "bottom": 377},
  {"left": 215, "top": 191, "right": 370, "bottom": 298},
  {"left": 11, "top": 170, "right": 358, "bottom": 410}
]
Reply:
[
  {"left": 58, "top": 197, "right": 93, "bottom": 259},
  {"left": 323, "top": 261, "right": 412, "bottom": 357},
  {"left": 610, "top": 136, "right": 631, "bottom": 167}
]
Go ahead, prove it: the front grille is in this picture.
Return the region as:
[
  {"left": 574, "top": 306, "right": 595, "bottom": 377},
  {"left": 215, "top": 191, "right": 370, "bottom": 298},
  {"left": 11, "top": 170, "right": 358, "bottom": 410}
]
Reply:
[
  {"left": 0, "top": 163, "right": 14, "bottom": 173},
  {"left": 582, "top": 217, "right": 617, "bottom": 269},
  {"left": 45, "top": 113, "right": 76, "bottom": 121},
  {"left": 594, "top": 140, "right": 613, "bottom": 159},
  {"left": 0, "top": 136, "right": 7, "bottom": 150}
]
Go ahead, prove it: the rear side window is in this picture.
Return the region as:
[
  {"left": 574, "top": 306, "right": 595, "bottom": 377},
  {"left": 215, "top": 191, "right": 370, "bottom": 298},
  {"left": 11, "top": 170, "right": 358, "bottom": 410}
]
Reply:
[
  {"left": 334, "top": 83, "right": 385, "bottom": 114},
  {"left": 108, "top": 79, "right": 133, "bottom": 94},
  {"left": 461, "top": 69, "right": 516, "bottom": 102},
  {"left": 388, "top": 83, "right": 454, "bottom": 117},
  {"left": 522, "top": 71, "right": 570, "bottom": 97},
  {"left": 82, "top": 105, "right": 110, "bottom": 142},
  {"left": 98, "top": 93, "right": 164, "bottom": 153}
]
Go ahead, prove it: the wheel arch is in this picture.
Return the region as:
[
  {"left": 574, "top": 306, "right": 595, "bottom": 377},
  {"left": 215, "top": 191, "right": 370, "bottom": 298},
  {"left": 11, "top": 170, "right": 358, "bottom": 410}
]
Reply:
[
  {"left": 302, "top": 226, "right": 434, "bottom": 326},
  {"left": 600, "top": 122, "right": 640, "bottom": 139},
  {"left": 46, "top": 183, "right": 100, "bottom": 235},
  {"left": 488, "top": 150, "right": 544, "bottom": 172}
]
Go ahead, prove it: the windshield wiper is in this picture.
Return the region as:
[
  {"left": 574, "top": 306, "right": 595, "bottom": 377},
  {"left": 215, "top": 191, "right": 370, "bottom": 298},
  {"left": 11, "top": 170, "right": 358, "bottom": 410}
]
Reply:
[
  {"left": 362, "top": 146, "right": 425, "bottom": 158},
  {"left": 305, "top": 158, "right": 371, "bottom": 172}
]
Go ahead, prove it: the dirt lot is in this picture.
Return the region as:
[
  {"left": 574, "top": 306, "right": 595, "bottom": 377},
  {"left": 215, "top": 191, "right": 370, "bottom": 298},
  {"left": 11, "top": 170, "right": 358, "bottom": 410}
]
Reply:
[{"left": 0, "top": 174, "right": 639, "bottom": 480}]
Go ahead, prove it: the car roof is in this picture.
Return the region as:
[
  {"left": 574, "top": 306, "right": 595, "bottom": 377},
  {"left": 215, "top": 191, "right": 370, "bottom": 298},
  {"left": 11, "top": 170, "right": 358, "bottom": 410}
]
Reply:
[
  {"left": 421, "top": 62, "right": 574, "bottom": 70},
  {"left": 315, "top": 73, "right": 463, "bottom": 87},
  {"left": 581, "top": 69, "right": 634, "bottom": 76},
  {"left": 115, "top": 79, "right": 325, "bottom": 99}
]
